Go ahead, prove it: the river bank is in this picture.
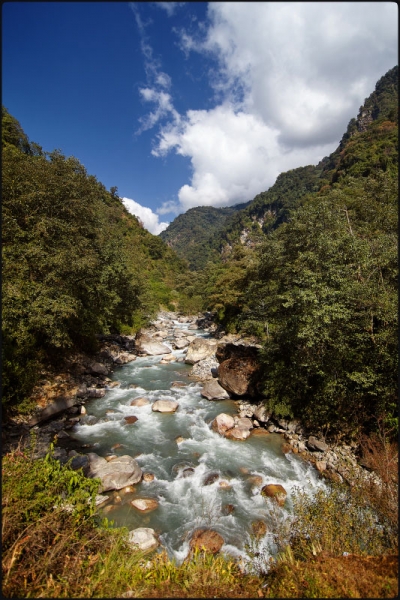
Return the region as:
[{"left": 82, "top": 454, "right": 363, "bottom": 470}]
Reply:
[
  {"left": 0, "top": 310, "right": 392, "bottom": 568},
  {"left": 3, "top": 311, "right": 373, "bottom": 488}
]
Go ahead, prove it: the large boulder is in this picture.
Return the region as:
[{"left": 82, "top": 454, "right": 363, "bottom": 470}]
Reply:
[
  {"left": 201, "top": 379, "right": 230, "bottom": 400},
  {"left": 87, "top": 361, "right": 109, "bottom": 376},
  {"left": 189, "top": 357, "right": 219, "bottom": 381},
  {"left": 127, "top": 528, "right": 158, "bottom": 551},
  {"left": 211, "top": 413, "right": 235, "bottom": 435},
  {"left": 152, "top": 399, "right": 179, "bottom": 413},
  {"left": 189, "top": 529, "right": 224, "bottom": 554},
  {"left": 135, "top": 332, "right": 172, "bottom": 356},
  {"left": 113, "top": 352, "right": 137, "bottom": 365},
  {"left": 185, "top": 338, "right": 218, "bottom": 364},
  {"left": 216, "top": 342, "right": 260, "bottom": 363},
  {"left": 261, "top": 484, "right": 287, "bottom": 507},
  {"left": 218, "top": 356, "right": 258, "bottom": 396},
  {"left": 236, "top": 417, "right": 253, "bottom": 430},
  {"left": 28, "top": 396, "right": 80, "bottom": 426},
  {"left": 87, "top": 453, "right": 142, "bottom": 492},
  {"left": 224, "top": 426, "right": 251, "bottom": 441}
]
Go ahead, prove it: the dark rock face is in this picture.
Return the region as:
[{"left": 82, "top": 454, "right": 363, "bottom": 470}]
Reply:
[
  {"left": 215, "top": 342, "right": 260, "bottom": 396},
  {"left": 218, "top": 356, "right": 258, "bottom": 396},
  {"left": 28, "top": 396, "right": 80, "bottom": 426},
  {"left": 216, "top": 342, "right": 259, "bottom": 364}
]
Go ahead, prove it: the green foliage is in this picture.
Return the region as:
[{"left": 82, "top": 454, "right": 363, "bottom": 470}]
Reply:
[
  {"left": 2, "top": 443, "right": 100, "bottom": 540},
  {"left": 2, "top": 108, "right": 190, "bottom": 408},
  {"left": 245, "top": 172, "right": 397, "bottom": 432},
  {"left": 160, "top": 203, "right": 250, "bottom": 271}
]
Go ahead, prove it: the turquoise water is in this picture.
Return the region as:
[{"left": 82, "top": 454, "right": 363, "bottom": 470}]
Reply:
[{"left": 69, "top": 320, "right": 324, "bottom": 565}]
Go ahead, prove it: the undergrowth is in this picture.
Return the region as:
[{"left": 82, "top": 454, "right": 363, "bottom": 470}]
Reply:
[{"left": 2, "top": 428, "right": 398, "bottom": 598}]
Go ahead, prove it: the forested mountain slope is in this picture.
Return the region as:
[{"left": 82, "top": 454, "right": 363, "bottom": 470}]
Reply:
[
  {"left": 161, "top": 66, "right": 398, "bottom": 271},
  {"left": 2, "top": 108, "right": 189, "bottom": 408},
  {"left": 170, "top": 66, "right": 398, "bottom": 436},
  {"left": 159, "top": 202, "right": 250, "bottom": 270}
]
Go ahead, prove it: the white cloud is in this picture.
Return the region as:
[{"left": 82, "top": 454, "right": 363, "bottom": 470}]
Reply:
[
  {"left": 136, "top": 2, "right": 397, "bottom": 212},
  {"left": 154, "top": 2, "right": 186, "bottom": 17},
  {"left": 122, "top": 197, "right": 169, "bottom": 235},
  {"left": 137, "top": 87, "right": 180, "bottom": 133},
  {"left": 153, "top": 103, "right": 333, "bottom": 210},
  {"left": 156, "top": 200, "right": 180, "bottom": 216}
]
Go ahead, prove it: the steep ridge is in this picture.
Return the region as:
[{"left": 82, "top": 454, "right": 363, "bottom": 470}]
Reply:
[
  {"left": 160, "top": 66, "right": 398, "bottom": 268},
  {"left": 160, "top": 202, "right": 251, "bottom": 270}
]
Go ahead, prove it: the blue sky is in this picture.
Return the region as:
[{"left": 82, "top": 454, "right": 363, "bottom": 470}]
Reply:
[{"left": 2, "top": 2, "right": 398, "bottom": 233}]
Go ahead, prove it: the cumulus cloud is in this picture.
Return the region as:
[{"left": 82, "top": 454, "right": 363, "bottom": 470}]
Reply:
[
  {"left": 136, "top": 2, "right": 397, "bottom": 212},
  {"left": 122, "top": 197, "right": 169, "bottom": 235},
  {"left": 153, "top": 103, "right": 333, "bottom": 210},
  {"left": 183, "top": 2, "right": 397, "bottom": 149}
]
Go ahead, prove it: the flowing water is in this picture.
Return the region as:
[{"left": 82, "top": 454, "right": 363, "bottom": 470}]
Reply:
[{"left": 69, "top": 318, "right": 325, "bottom": 566}]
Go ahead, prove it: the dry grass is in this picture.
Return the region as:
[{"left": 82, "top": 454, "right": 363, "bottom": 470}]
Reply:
[{"left": 265, "top": 552, "right": 398, "bottom": 598}]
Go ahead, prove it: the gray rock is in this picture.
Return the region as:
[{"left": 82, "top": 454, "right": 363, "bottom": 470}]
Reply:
[
  {"left": 152, "top": 400, "right": 179, "bottom": 413},
  {"left": 185, "top": 338, "right": 218, "bottom": 364},
  {"left": 211, "top": 413, "right": 235, "bottom": 435},
  {"left": 224, "top": 426, "right": 251, "bottom": 441},
  {"left": 135, "top": 333, "right": 172, "bottom": 356},
  {"left": 114, "top": 353, "right": 137, "bottom": 365},
  {"left": 127, "top": 528, "right": 158, "bottom": 551},
  {"left": 201, "top": 379, "right": 230, "bottom": 400},
  {"left": 307, "top": 436, "right": 329, "bottom": 452},
  {"left": 88, "top": 362, "right": 109, "bottom": 376},
  {"left": 189, "top": 357, "right": 219, "bottom": 381},
  {"left": 173, "top": 338, "right": 190, "bottom": 349},
  {"left": 87, "top": 453, "right": 142, "bottom": 492},
  {"left": 86, "top": 388, "right": 106, "bottom": 398},
  {"left": 28, "top": 396, "right": 81, "bottom": 426},
  {"left": 236, "top": 417, "right": 253, "bottom": 430}
]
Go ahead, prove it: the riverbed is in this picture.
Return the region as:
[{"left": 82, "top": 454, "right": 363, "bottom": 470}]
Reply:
[{"left": 69, "top": 317, "right": 325, "bottom": 566}]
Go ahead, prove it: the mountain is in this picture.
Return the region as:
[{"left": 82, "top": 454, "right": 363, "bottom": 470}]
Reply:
[
  {"left": 159, "top": 202, "right": 251, "bottom": 270},
  {"left": 160, "top": 66, "right": 398, "bottom": 269},
  {"left": 205, "top": 65, "right": 398, "bottom": 434}
]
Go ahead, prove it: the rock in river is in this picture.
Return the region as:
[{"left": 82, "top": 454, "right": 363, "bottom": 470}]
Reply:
[
  {"left": 211, "top": 413, "right": 235, "bottom": 435},
  {"left": 135, "top": 332, "right": 172, "bottom": 356},
  {"left": 189, "top": 529, "right": 224, "bottom": 554},
  {"left": 261, "top": 484, "right": 287, "bottom": 507},
  {"left": 130, "top": 397, "right": 150, "bottom": 407},
  {"left": 130, "top": 498, "right": 159, "bottom": 512},
  {"left": 152, "top": 400, "right": 179, "bottom": 413},
  {"left": 87, "top": 453, "right": 142, "bottom": 492},
  {"left": 224, "top": 426, "right": 251, "bottom": 441}
]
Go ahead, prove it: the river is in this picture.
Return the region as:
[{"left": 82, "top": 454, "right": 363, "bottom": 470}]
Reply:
[{"left": 69, "top": 316, "right": 325, "bottom": 568}]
